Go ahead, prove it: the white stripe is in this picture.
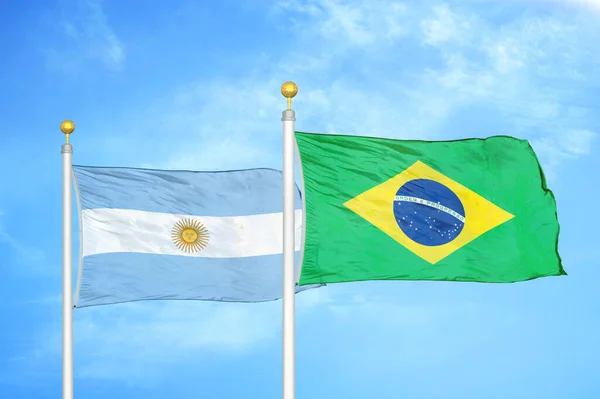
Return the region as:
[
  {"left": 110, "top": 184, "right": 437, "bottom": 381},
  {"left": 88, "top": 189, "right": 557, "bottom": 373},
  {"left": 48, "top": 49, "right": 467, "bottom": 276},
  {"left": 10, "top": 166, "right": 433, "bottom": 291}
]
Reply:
[
  {"left": 394, "top": 195, "right": 466, "bottom": 222},
  {"left": 82, "top": 208, "right": 303, "bottom": 258}
]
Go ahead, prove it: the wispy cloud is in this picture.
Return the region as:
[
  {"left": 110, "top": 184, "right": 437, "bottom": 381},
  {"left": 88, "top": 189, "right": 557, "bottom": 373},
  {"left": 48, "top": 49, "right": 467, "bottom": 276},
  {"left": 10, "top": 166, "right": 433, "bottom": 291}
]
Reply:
[
  {"left": 0, "top": 212, "right": 45, "bottom": 271},
  {"left": 276, "top": 0, "right": 409, "bottom": 46},
  {"left": 45, "top": 0, "right": 125, "bottom": 73},
  {"left": 530, "top": 129, "right": 596, "bottom": 179},
  {"left": 67, "top": 0, "right": 596, "bottom": 177},
  {"left": 0, "top": 232, "right": 45, "bottom": 268},
  {"left": 420, "top": 3, "right": 474, "bottom": 46},
  {"left": 280, "top": 0, "right": 598, "bottom": 159},
  {"left": 10, "top": 288, "right": 330, "bottom": 383},
  {"left": 12, "top": 286, "right": 489, "bottom": 385},
  {"left": 560, "top": 0, "right": 600, "bottom": 13},
  {"left": 415, "top": 3, "right": 597, "bottom": 172}
]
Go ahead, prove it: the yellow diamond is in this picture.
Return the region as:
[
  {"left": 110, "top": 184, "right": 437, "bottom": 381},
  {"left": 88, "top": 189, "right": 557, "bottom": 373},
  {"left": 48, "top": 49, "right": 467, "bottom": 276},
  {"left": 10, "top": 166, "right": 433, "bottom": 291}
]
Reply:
[{"left": 343, "top": 161, "right": 514, "bottom": 264}]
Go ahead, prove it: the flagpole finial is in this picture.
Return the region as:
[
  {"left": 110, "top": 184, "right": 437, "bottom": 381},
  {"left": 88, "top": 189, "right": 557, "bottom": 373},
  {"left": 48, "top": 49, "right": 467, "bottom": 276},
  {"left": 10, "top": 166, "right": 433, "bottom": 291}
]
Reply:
[
  {"left": 281, "top": 81, "right": 298, "bottom": 110},
  {"left": 60, "top": 120, "right": 75, "bottom": 144}
]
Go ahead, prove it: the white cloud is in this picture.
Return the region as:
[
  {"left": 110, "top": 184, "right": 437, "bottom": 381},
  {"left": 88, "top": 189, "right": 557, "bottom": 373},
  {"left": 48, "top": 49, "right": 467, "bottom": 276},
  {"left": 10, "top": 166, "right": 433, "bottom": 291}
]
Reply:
[
  {"left": 420, "top": 3, "right": 473, "bottom": 46},
  {"left": 13, "top": 287, "right": 330, "bottom": 383},
  {"left": 46, "top": 0, "right": 125, "bottom": 72},
  {"left": 19, "top": 286, "right": 490, "bottom": 385},
  {"left": 562, "top": 129, "right": 596, "bottom": 155},
  {"left": 0, "top": 232, "right": 45, "bottom": 267},
  {"left": 275, "top": 0, "right": 409, "bottom": 46},
  {"left": 415, "top": 4, "right": 598, "bottom": 174},
  {"left": 0, "top": 212, "right": 45, "bottom": 271},
  {"left": 560, "top": 0, "right": 600, "bottom": 13},
  {"left": 75, "top": 1, "right": 595, "bottom": 174},
  {"left": 530, "top": 128, "right": 596, "bottom": 179}
]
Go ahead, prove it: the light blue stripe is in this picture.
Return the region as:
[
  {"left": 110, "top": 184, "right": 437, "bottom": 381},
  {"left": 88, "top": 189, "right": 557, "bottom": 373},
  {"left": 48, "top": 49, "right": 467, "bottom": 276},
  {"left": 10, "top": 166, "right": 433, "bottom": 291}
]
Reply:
[
  {"left": 72, "top": 165, "right": 301, "bottom": 216},
  {"left": 76, "top": 252, "right": 320, "bottom": 308}
]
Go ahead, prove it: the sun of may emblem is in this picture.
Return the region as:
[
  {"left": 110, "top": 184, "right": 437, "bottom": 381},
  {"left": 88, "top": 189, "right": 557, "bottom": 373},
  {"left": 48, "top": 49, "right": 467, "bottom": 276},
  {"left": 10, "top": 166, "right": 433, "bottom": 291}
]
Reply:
[{"left": 171, "top": 218, "right": 209, "bottom": 253}]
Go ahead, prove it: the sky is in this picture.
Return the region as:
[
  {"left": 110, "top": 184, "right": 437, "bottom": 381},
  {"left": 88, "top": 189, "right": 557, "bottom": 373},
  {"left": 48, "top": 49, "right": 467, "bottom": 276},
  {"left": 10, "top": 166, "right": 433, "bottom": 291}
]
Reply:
[{"left": 1, "top": 0, "right": 600, "bottom": 398}]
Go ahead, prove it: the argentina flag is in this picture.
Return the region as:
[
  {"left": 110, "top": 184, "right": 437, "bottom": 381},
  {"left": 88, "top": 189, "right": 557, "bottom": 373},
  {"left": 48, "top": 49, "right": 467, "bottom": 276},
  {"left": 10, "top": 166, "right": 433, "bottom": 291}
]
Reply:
[{"left": 72, "top": 165, "right": 318, "bottom": 308}]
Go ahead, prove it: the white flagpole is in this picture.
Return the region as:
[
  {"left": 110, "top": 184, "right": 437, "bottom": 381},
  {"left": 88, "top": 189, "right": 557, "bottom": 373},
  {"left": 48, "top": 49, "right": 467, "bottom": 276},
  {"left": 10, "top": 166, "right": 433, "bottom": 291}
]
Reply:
[
  {"left": 60, "top": 120, "right": 75, "bottom": 399},
  {"left": 281, "top": 82, "right": 298, "bottom": 399}
]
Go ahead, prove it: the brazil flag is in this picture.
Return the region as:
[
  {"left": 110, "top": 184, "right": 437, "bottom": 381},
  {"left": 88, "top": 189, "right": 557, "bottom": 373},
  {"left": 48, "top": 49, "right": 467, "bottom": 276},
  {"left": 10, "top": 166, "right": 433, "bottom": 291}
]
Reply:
[{"left": 294, "top": 131, "right": 566, "bottom": 285}]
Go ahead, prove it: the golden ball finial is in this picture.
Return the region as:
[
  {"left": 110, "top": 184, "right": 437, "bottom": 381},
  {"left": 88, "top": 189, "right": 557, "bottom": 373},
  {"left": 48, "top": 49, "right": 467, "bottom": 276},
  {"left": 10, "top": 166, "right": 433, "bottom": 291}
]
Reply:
[
  {"left": 281, "top": 82, "right": 298, "bottom": 110},
  {"left": 60, "top": 120, "right": 75, "bottom": 135},
  {"left": 60, "top": 120, "right": 75, "bottom": 144},
  {"left": 281, "top": 81, "right": 298, "bottom": 99}
]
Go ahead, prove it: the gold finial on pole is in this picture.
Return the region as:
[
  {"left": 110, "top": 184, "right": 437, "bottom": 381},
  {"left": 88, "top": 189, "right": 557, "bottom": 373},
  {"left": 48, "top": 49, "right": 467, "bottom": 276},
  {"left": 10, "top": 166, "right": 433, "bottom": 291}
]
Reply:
[
  {"left": 281, "top": 81, "right": 298, "bottom": 110},
  {"left": 60, "top": 120, "right": 75, "bottom": 144}
]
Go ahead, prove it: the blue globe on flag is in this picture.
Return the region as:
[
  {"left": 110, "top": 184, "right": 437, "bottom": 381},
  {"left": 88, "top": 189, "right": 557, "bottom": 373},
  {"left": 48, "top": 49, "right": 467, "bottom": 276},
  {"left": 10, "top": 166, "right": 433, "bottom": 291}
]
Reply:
[{"left": 393, "top": 178, "right": 465, "bottom": 246}]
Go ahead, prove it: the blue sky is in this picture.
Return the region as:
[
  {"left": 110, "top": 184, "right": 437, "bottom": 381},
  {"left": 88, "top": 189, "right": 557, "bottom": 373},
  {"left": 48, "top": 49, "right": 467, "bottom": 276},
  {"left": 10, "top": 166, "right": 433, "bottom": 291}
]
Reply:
[{"left": 1, "top": 0, "right": 600, "bottom": 398}]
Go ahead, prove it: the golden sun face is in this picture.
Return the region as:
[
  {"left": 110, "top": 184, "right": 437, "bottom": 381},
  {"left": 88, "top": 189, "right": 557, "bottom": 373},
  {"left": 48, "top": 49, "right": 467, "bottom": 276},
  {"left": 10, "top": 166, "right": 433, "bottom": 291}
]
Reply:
[{"left": 171, "top": 219, "right": 209, "bottom": 253}]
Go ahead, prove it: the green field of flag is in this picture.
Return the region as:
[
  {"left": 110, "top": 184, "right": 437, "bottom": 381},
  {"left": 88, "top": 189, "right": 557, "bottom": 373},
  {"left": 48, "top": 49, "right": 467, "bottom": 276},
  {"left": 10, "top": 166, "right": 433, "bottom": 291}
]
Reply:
[{"left": 295, "top": 132, "right": 566, "bottom": 286}]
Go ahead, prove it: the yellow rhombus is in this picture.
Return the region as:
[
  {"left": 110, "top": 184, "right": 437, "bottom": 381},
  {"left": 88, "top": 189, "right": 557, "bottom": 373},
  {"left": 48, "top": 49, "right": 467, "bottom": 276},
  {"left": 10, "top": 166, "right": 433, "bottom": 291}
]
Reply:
[{"left": 343, "top": 161, "right": 515, "bottom": 264}]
